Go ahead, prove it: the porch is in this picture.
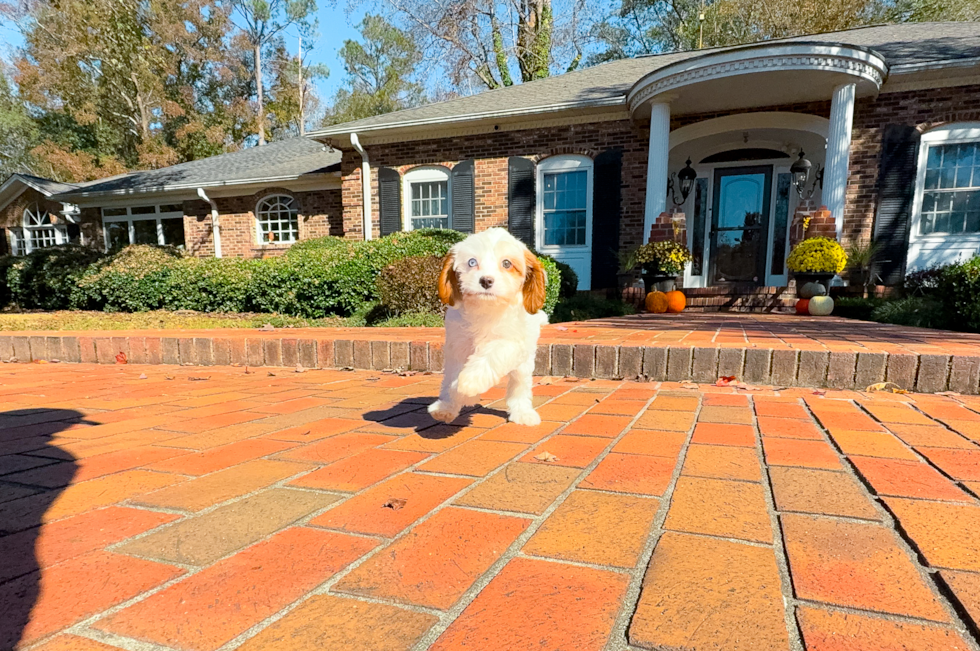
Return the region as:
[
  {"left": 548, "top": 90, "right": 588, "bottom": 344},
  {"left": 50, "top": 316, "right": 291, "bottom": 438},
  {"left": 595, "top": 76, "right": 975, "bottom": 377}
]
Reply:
[{"left": 5, "top": 312, "right": 980, "bottom": 393}]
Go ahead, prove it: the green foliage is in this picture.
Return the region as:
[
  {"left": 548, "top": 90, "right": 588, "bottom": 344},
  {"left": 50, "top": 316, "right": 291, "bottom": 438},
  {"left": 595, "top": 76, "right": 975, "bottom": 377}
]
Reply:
[
  {"left": 378, "top": 255, "right": 445, "bottom": 315},
  {"left": 324, "top": 14, "right": 424, "bottom": 125},
  {"left": 552, "top": 260, "right": 579, "bottom": 299},
  {"left": 871, "top": 297, "right": 948, "bottom": 329},
  {"left": 161, "top": 257, "right": 259, "bottom": 313},
  {"left": 635, "top": 240, "right": 693, "bottom": 276},
  {"left": 6, "top": 245, "right": 106, "bottom": 310},
  {"left": 552, "top": 294, "right": 636, "bottom": 323},
  {"left": 0, "top": 255, "right": 16, "bottom": 308},
  {"left": 832, "top": 296, "right": 886, "bottom": 321},
  {"left": 538, "top": 255, "right": 561, "bottom": 316},
  {"left": 77, "top": 245, "right": 182, "bottom": 312},
  {"left": 936, "top": 256, "right": 980, "bottom": 332}
]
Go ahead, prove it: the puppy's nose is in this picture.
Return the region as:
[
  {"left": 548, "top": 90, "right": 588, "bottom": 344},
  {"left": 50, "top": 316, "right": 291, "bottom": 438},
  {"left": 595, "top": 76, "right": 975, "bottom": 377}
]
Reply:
[{"left": 479, "top": 276, "right": 494, "bottom": 289}]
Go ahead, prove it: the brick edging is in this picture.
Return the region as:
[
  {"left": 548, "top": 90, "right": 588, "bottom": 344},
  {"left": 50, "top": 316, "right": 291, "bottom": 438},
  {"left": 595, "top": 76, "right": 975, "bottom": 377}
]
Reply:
[{"left": 2, "top": 333, "right": 977, "bottom": 394}]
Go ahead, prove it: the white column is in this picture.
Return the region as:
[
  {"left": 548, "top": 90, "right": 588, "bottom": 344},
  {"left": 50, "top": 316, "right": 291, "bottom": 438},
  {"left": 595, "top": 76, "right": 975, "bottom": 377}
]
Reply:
[
  {"left": 644, "top": 102, "right": 670, "bottom": 242},
  {"left": 824, "top": 83, "right": 856, "bottom": 240}
]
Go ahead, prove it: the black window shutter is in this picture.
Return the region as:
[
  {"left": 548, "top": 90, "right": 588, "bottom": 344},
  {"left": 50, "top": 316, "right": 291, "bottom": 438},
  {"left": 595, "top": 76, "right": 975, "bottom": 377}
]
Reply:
[
  {"left": 508, "top": 156, "right": 535, "bottom": 247},
  {"left": 592, "top": 148, "right": 623, "bottom": 289},
  {"left": 452, "top": 160, "right": 475, "bottom": 233},
  {"left": 378, "top": 167, "right": 401, "bottom": 237},
  {"left": 872, "top": 125, "right": 921, "bottom": 285}
]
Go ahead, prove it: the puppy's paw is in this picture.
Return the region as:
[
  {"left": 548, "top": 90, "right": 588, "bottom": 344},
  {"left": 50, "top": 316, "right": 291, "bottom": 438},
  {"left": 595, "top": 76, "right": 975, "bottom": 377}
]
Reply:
[
  {"left": 427, "top": 400, "right": 459, "bottom": 423},
  {"left": 508, "top": 407, "right": 541, "bottom": 427},
  {"left": 455, "top": 363, "right": 498, "bottom": 397}
]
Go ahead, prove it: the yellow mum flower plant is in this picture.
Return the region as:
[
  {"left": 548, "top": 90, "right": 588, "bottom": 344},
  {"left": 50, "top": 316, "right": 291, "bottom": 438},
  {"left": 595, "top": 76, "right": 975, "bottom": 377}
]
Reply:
[{"left": 786, "top": 237, "right": 847, "bottom": 274}]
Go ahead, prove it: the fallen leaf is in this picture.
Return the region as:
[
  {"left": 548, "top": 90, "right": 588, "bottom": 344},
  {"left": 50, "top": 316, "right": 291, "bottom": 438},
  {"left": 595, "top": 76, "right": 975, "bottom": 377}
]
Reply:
[
  {"left": 715, "top": 375, "right": 737, "bottom": 387},
  {"left": 812, "top": 389, "right": 827, "bottom": 396},
  {"left": 866, "top": 382, "right": 907, "bottom": 394},
  {"left": 32, "top": 359, "right": 48, "bottom": 364},
  {"left": 115, "top": 352, "right": 128, "bottom": 364},
  {"left": 340, "top": 366, "right": 355, "bottom": 372},
  {"left": 399, "top": 370, "right": 419, "bottom": 377},
  {"left": 936, "top": 391, "right": 961, "bottom": 397},
  {"left": 259, "top": 323, "right": 275, "bottom": 331},
  {"left": 563, "top": 377, "right": 581, "bottom": 383},
  {"left": 295, "top": 366, "right": 306, "bottom": 373},
  {"left": 7, "top": 357, "right": 18, "bottom": 363},
  {"left": 383, "top": 498, "right": 407, "bottom": 510},
  {"left": 189, "top": 376, "right": 211, "bottom": 381},
  {"left": 165, "top": 375, "right": 174, "bottom": 380},
  {"left": 244, "top": 366, "right": 252, "bottom": 375},
  {"left": 533, "top": 451, "right": 559, "bottom": 463},
  {"left": 138, "top": 373, "right": 147, "bottom": 380},
  {"left": 555, "top": 325, "right": 568, "bottom": 331},
  {"left": 736, "top": 382, "right": 761, "bottom": 391},
  {"left": 50, "top": 359, "right": 60, "bottom": 363},
  {"left": 367, "top": 377, "right": 380, "bottom": 382},
  {"left": 267, "top": 372, "right": 276, "bottom": 377},
  {"left": 680, "top": 382, "right": 699, "bottom": 390}
]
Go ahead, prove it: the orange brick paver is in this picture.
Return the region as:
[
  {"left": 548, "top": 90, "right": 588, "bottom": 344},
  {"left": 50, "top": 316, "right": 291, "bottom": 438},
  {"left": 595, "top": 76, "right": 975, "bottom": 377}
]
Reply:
[{"left": 4, "top": 363, "right": 980, "bottom": 651}]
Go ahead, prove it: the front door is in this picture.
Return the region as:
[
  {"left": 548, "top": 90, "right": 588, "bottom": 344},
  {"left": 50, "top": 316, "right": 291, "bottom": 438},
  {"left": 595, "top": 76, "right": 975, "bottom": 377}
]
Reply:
[{"left": 710, "top": 166, "right": 772, "bottom": 285}]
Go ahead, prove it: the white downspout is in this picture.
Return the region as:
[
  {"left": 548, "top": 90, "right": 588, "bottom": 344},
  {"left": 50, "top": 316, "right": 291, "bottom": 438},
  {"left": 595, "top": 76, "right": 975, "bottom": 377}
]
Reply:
[
  {"left": 349, "top": 133, "right": 373, "bottom": 241},
  {"left": 197, "top": 188, "right": 222, "bottom": 258}
]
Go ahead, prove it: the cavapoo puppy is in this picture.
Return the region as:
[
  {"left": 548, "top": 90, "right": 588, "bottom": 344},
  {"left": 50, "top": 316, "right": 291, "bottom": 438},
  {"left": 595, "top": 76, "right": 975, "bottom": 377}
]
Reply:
[{"left": 428, "top": 228, "right": 548, "bottom": 426}]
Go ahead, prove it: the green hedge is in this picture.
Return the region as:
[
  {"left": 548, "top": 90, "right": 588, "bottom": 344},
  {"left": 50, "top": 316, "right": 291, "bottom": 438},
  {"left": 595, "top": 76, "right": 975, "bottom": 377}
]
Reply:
[{"left": 1, "top": 229, "right": 563, "bottom": 319}]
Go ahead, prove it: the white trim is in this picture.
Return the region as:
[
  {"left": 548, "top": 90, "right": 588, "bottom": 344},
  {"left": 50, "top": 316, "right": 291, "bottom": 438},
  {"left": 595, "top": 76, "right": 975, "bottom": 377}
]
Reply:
[
  {"left": 402, "top": 166, "right": 452, "bottom": 231},
  {"left": 57, "top": 173, "right": 340, "bottom": 201},
  {"left": 536, "top": 155, "right": 594, "bottom": 290},
  {"left": 628, "top": 44, "right": 887, "bottom": 114},
  {"left": 646, "top": 103, "right": 671, "bottom": 240},
  {"left": 255, "top": 193, "right": 300, "bottom": 245},
  {"left": 908, "top": 123, "right": 980, "bottom": 272},
  {"left": 669, "top": 112, "right": 830, "bottom": 150},
  {"left": 825, "top": 83, "right": 856, "bottom": 239}
]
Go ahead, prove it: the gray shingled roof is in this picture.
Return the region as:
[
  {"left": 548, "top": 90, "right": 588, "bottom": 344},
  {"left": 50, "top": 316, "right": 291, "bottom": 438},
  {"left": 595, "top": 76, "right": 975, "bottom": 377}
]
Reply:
[
  {"left": 309, "top": 22, "right": 980, "bottom": 137},
  {"left": 5, "top": 173, "right": 81, "bottom": 196},
  {"left": 56, "top": 137, "right": 341, "bottom": 198}
]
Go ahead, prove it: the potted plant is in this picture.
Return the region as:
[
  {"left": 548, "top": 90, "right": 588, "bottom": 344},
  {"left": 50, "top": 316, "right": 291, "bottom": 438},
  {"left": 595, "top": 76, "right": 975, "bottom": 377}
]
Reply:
[
  {"left": 846, "top": 241, "right": 881, "bottom": 298},
  {"left": 787, "top": 237, "right": 848, "bottom": 296},
  {"left": 635, "top": 240, "right": 693, "bottom": 294},
  {"left": 615, "top": 247, "right": 645, "bottom": 306}
]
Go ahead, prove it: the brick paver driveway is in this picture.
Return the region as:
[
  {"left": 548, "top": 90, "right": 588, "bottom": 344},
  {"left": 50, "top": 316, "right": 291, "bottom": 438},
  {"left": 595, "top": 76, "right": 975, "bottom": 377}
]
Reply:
[{"left": 2, "top": 363, "right": 979, "bottom": 650}]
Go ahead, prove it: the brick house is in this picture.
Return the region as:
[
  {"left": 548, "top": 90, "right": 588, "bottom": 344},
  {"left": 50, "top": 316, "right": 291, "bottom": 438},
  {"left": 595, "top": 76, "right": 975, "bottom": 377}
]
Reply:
[{"left": 3, "top": 22, "right": 980, "bottom": 296}]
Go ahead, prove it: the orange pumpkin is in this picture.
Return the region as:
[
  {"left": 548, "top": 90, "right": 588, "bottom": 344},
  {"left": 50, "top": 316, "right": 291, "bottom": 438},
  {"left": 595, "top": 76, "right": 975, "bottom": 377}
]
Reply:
[
  {"left": 645, "top": 291, "right": 669, "bottom": 314},
  {"left": 796, "top": 299, "right": 810, "bottom": 315},
  {"left": 665, "top": 290, "right": 686, "bottom": 313}
]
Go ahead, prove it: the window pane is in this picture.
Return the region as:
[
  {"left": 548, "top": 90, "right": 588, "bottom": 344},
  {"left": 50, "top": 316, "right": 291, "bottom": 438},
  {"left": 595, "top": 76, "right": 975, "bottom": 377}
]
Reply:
[
  {"left": 410, "top": 181, "right": 449, "bottom": 230},
  {"left": 919, "top": 142, "right": 980, "bottom": 234},
  {"left": 106, "top": 222, "right": 129, "bottom": 251},
  {"left": 130, "top": 205, "right": 156, "bottom": 215},
  {"left": 133, "top": 220, "right": 157, "bottom": 244},
  {"left": 161, "top": 218, "right": 185, "bottom": 249},
  {"left": 159, "top": 204, "right": 183, "bottom": 214},
  {"left": 103, "top": 207, "right": 127, "bottom": 217},
  {"left": 256, "top": 195, "right": 299, "bottom": 243},
  {"left": 542, "top": 170, "right": 588, "bottom": 247},
  {"left": 30, "top": 227, "right": 58, "bottom": 249}
]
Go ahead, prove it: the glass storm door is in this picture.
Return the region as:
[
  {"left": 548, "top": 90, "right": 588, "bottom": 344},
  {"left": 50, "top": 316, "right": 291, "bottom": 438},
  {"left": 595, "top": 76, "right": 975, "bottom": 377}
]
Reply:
[{"left": 710, "top": 166, "right": 772, "bottom": 285}]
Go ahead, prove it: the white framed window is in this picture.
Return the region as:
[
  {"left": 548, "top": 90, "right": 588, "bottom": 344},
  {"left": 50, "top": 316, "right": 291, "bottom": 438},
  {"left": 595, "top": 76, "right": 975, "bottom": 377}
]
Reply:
[
  {"left": 403, "top": 166, "right": 451, "bottom": 230},
  {"left": 909, "top": 124, "right": 980, "bottom": 272},
  {"left": 255, "top": 194, "right": 299, "bottom": 244},
  {"left": 13, "top": 205, "right": 67, "bottom": 255},
  {"left": 535, "top": 155, "right": 594, "bottom": 290},
  {"left": 101, "top": 204, "right": 186, "bottom": 252}
]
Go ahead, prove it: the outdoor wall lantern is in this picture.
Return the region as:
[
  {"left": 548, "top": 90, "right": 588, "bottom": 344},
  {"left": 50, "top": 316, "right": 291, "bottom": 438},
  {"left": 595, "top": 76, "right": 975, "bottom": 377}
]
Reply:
[
  {"left": 791, "top": 151, "right": 824, "bottom": 199},
  {"left": 667, "top": 159, "right": 698, "bottom": 206}
]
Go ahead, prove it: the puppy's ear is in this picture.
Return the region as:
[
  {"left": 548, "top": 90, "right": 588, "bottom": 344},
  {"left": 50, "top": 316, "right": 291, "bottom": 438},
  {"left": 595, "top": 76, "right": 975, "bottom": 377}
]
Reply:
[
  {"left": 522, "top": 251, "right": 547, "bottom": 314},
  {"left": 438, "top": 252, "right": 461, "bottom": 306}
]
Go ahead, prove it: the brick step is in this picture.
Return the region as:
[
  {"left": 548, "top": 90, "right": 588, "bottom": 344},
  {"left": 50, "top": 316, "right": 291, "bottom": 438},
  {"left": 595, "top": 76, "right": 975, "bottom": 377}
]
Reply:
[
  {"left": 1, "top": 331, "right": 974, "bottom": 394},
  {"left": 681, "top": 286, "right": 797, "bottom": 313}
]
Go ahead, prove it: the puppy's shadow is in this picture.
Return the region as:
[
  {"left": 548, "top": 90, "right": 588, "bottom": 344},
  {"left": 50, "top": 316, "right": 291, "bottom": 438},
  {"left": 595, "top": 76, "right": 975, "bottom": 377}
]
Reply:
[{"left": 363, "top": 399, "right": 508, "bottom": 437}]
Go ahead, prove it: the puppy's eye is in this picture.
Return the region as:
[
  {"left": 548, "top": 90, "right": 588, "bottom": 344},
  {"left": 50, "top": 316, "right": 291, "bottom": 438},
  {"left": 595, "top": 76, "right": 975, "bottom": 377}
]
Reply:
[
  {"left": 501, "top": 259, "right": 512, "bottom": 269},
  {"left": 467, "top": 258, "right": 478, "bottom": 268}
]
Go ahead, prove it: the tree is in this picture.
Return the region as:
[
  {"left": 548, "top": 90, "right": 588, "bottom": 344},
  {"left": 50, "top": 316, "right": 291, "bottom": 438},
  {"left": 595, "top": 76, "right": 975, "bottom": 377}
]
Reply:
[
  {"left": 229, "top": 0, "right": 318, "bottom": 145},
  {"left": 324, "top": 14, "right": 423, "bottom": 124},
  {"left": 0, "top": 72, "right": 38, "bottom": 179},
  {"left": 265, "top": 41, "right": 328, "bottom": 139},
  {"left": 373, "top": 0, "right": 598, "bottom": 91}
]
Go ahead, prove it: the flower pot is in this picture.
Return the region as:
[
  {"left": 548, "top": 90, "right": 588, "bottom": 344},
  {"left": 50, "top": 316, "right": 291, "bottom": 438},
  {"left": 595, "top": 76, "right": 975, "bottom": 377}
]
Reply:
[
  {"left": 643, "top": 274, "right": 675, "bottom": 295},
  {"left": 792, "top": 273, "right": 835, "bottom": 297}
]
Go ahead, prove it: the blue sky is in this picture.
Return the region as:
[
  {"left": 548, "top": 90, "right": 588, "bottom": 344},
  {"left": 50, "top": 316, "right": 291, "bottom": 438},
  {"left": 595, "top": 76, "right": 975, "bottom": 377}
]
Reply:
[{"left": 0, "top": 2, "right": 370, "bottom": 106}]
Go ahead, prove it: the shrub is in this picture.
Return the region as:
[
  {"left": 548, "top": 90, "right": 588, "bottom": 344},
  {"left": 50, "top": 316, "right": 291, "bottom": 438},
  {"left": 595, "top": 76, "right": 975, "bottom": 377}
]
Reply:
[
  {"left": 871, "top": 297, "right": 948, "bottom": 329},
  {"left": 76, "top": 245, "right": 182, "bottom": 312},
  {"left": 904, "top": 266, "right": 944, "bottom": 296},
  {"left": 833, "top": 296, "right": 887, "bottom": 322},
  {"left": 937, "top": 256, "right": 980, "bottom": 332},
  {"left": 378, "top": 255, "right": 444, "bottom": 315},
  {"left": 552, "top": 294, "right": 636, "bottom": 323},
  {"left": 786, "top": 237, "right": 847, "bottom": 274},
  {"left": 162, "top": 257, "right": 258, "bottom": 313},
  {"left": 553, "top": 260, "right": 578, "bottom": 298},
  {"left": 0, "top": 255, "right": 15, "bottom": 308},
  {"left": 6, "top": 245, "right": 106, "bottom": 310}
]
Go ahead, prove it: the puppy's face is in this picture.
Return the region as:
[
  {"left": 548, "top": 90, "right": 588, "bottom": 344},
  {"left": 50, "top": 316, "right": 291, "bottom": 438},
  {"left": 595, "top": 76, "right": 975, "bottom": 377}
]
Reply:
[{"left": 439, "top": 228, "right": 546, "bottom": 313}]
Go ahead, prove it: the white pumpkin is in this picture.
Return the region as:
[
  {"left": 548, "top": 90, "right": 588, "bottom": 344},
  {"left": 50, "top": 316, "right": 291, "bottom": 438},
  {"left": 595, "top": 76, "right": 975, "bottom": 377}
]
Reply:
[
  {"left": 798, "top": 281, "right": 827, "bottom": 299},
  {"left": 808, "top": 295, "right": 834, "bottom": 316}
]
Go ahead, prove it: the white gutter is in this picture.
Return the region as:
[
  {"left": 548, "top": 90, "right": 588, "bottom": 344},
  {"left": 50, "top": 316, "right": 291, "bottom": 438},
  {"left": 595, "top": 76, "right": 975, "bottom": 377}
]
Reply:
[
  {"left": 349, "top": 133, "right": 373, "bottom": 241},
  {"left": 196, "top": 188, "right": 223, "bottom": 258}
]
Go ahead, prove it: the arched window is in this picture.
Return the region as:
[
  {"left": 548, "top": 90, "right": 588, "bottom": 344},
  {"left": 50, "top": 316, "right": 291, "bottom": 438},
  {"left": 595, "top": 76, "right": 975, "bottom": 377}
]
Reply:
[
  {"left": 255, "top": 194, "right": 299, "bottom": 244},
  {"left": 23, "top": 206, "right": 61, "bottom": 252},
  {"left": 403, "top": 167, "right": 451, "bottom": 230}
]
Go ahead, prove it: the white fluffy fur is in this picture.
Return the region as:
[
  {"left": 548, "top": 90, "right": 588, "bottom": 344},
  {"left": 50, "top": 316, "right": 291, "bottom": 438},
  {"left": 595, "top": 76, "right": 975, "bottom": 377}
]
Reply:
[{"left": 428, "top": 228, "right": 548, "bottom": 426}]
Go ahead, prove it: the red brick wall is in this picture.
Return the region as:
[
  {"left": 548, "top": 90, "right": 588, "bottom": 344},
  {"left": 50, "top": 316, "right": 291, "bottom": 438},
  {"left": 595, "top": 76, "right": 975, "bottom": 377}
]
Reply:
[
  {"left": 181, "top": 187, "right": 343, "bottom": 259},
  {"left": 845, "top": 84, "right": 980, "bottom": 247},
  {"left": 340, "top": 120, "right": 652, "bottom": 251}
]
